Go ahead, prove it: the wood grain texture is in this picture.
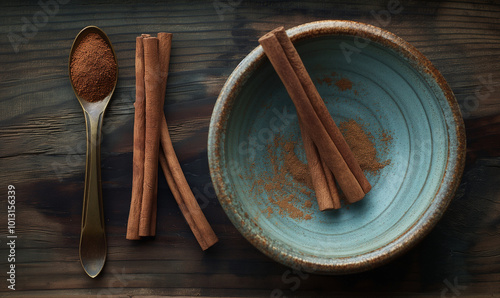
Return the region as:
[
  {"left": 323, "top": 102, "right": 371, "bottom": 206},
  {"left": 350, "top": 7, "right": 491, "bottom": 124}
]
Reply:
[{"left": 0, "top": 0, "right": 499, "bottom": 296}]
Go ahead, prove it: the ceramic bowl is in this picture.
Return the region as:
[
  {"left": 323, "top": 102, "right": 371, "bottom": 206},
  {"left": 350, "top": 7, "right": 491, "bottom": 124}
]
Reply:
[{"left": 208, "top": 20, "right": 465, "bottom": 274}]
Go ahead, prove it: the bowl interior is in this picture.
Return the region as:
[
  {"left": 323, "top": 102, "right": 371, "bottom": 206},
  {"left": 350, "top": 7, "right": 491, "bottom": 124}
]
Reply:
[{"left": 209, "top": 21, "right": 464, "bottom": 273}]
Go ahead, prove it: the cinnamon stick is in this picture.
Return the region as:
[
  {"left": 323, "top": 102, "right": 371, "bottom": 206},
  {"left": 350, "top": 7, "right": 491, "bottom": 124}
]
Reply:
[
  {"left": 158, "top": 141, "right": 218, "bottom": 250},
  {"left": 259, "top": 32, "right": 365, "bottom": 203},
  {"left": 126, "top": 36, "right": 146, "bottom": 240},
  {"left": 139, "top": 37, "right": 162, "bottom": 236},
  {"left": 273, "top": 27, "right": 371, "bottom": 195},
  {"left": 128, "top": 32, "right": 217, "bottom": 246},
  {"left": 301, "top": 131, "right": 335, "bottom": 210},
  {"left": 158, "top": 33, "right": 173, "bottom": 95},
  {"left": 156, "top": 32, "right": 217, "bottom": 249},
  {"left": 149, "top": 175, "right": 157, "bottom": 237},
  {"left": 321, "top": 159, "right": 341, "bottom": 209},
  {"left": 147, "top": 32, "right": 173, "bottom": 237},
  {"left": 296, "top": 109, "right": 335, "bottom": 210},
  {"left": 137, "top": 34, "right": 157, "bottom": 237}
]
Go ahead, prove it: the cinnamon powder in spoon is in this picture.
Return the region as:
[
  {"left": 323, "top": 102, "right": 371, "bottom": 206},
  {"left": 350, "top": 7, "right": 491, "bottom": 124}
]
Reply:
[{"left": 70, "top": 32, "right": 117, "bottom": 102}]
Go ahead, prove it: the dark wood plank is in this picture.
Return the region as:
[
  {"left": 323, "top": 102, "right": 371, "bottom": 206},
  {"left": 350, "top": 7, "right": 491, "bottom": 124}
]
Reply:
[
  {"left": 0, "top": 0, "right": 499, "bottom": 296},
  {"left": 465, "top": 114, "right": 500, "bottom": 165}
]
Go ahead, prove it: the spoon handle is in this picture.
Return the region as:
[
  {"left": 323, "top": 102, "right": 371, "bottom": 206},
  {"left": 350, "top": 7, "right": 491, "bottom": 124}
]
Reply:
[{"left": 79, "top": 110, "right": 107, "bottom": 278}]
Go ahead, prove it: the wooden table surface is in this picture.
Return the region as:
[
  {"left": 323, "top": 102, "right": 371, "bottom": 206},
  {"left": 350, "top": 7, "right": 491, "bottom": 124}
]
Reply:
[{"left": 1, "top": 0, "right": 499, "bottom": 296}]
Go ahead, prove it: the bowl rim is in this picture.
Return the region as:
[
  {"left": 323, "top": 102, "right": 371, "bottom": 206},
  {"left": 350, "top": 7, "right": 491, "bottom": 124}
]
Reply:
[{"left": 208, "top": 20, "right": 466, "bottom": 274}]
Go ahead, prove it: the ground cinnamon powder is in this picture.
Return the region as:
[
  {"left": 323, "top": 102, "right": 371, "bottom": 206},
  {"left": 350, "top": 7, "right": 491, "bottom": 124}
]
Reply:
[
  {"left": 339, "top": 119, "right": 391, "bottom": 175},
  {"left": 70, "top": 33, "right": 117, "bottom": 102},
  {"left": 316, "top": 73, "right": 353, "bottom": 93},
  {"left": 250, "top": 75, "right": 392, "bottom": 219},
  {"left": 251, "top": 134, "right": 314, "bottom": 220},
  {"left": 284, "top": 142, "right": 313, "bottom": 189},
  {"left": 335, "top": 78, "right": 352, "bottom": 91},
  {"left": 251, "top": 118, "right": 391, "bottom": 220}
]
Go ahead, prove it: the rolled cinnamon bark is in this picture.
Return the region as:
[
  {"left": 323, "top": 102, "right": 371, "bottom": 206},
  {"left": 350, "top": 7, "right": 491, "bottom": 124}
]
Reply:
[
  {"left": 321, "top": 159, "right": 341, "bottom": 209},
  {"left": 155, "top": 32, "right": 217, "bottom": 249},
  {"left": 126, "top": 36, "right": 146, "bottom": 240},
  {"left": 137, "top": 34, "right": 156, "bottom": 237},
  {"left": 159, "top": 116, "right": 218, "bottom": 250},
  {"left": 129, "top": 32, "right": 218, "bottom": 245},
  {"left": 259, "top": 32, "right": 365, "bottom": 203},
  {"left": 139, "top": 37, "right": 162, "bottom": 236},
  {"left": 298, "top": 115, "right": 335, "bottom": 211},
  {"left": 158, "top": 33, "right": 173, "bottom": 95},
  {"left": 147, "top": 32, "right": 173, "bottom": 237},
  {"left": 273, "top": 27, "right": 371, "bottom": 195}
]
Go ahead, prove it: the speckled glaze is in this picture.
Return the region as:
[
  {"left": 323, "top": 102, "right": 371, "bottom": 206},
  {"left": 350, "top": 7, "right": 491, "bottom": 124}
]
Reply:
[{"left": 208, "top": 21, "right": 466, "bottom": 274}]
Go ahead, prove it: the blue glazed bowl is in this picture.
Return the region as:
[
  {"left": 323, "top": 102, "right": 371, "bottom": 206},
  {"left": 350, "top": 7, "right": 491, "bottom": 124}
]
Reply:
[{"left": 208, "top": 21, "right": 465, "bottom": 274}]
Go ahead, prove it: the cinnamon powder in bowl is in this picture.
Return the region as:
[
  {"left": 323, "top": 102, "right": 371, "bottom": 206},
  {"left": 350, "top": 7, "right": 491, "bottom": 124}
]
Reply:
[{"left": 208, "top": 20, "right": 465, "bottom": 274}]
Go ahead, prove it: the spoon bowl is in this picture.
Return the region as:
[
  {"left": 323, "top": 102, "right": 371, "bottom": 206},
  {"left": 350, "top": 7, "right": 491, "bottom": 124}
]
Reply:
[
  {"left": 69, "top": 26, "right": 117, "bottom": 112},
  {"left": 69, "top": 25, "right": 118, "bottom": 278}
]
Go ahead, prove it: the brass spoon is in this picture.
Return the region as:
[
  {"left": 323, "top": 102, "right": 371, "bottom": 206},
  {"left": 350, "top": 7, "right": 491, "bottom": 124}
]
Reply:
[{"left": 68, "top": 26, "right": 118, "bottom": 278}]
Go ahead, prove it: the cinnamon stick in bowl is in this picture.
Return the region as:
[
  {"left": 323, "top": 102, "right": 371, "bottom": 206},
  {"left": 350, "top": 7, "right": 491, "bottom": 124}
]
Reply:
[
  {"left": 298, "top": 115, "right": 339, "bottom": 210},
  {"left": 273, "top": 27, "right": 371, "bottom": 195},
  {"left": 259, "top": 31, "right": 366, "bottom": 204}
]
